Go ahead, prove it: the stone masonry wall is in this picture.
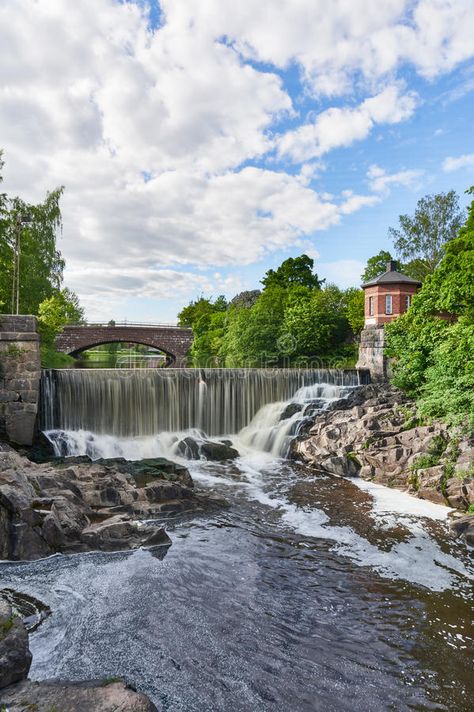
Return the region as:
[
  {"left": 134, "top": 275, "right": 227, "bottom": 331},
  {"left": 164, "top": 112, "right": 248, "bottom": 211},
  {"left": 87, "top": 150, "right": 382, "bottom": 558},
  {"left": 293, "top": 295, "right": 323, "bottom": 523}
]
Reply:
[
  {"left": 0, "top": 315, "right": 41, "bottom": 445},
  {"left": 356, "top": 326, "right": 389, "bottom": 381}
]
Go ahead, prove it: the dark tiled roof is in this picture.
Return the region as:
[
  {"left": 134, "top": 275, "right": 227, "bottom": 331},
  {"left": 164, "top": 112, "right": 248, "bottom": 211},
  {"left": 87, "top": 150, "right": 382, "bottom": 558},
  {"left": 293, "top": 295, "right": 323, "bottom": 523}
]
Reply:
[{"left": 362, "top": 270, "right": 422, "bottom": 288}]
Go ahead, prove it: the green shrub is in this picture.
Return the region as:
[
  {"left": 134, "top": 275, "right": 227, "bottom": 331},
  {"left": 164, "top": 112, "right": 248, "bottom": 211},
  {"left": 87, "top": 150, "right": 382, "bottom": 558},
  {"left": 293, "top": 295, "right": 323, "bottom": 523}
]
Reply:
[{"left": 40, "top": 345, "right": 75, "bottom": 369}]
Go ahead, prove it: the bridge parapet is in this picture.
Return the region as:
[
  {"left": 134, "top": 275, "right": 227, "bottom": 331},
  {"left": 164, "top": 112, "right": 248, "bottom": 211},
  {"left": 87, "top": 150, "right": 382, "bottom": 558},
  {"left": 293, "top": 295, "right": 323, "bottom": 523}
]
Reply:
[{"left": 55, "top": 324, "right": 193, "bottom": 367}]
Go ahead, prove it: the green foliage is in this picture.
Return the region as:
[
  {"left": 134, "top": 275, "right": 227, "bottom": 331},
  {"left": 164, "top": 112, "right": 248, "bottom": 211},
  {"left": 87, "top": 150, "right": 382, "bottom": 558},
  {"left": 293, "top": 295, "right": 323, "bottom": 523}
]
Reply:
[
  {"left": 178, "top": 295, "right": 227, "bottom": 328},
  {"left": 261, "top": 254, "right": 323, "bottom": 290},
  {"left": 345, "top": 288, "right": 365, "bottom": 335},
  {"left": 388, "top": 190, "right": 463, "bottom": 279},
  {"left": 178, "top": 296, "right": 228, "bottom": 366},
  {"left": 0, "top": 152, "right": 82, "bottom": 324},
  {"left": 40, "top": 345, "right": 76, "bottom": 369},
  {"left": 454, "top": 465, "right": 474, "bottom": 480},
  {"left": 37, "top": 287, "right": 84, "bottom": 347},
  {"left": 362, "top": 250, "right": 399, "bottom": 282},
  {"left": 467, "top": 504, "right": 474, "bottom": 514},
  {"left": 410, "top": 453, "right": 439, "bottom": 472},
  {"left": 386, "top": 191, "right": 474, "bottom": 427},
  {"left": 180, "top": 254, "right": 363, "bottom": 367}
]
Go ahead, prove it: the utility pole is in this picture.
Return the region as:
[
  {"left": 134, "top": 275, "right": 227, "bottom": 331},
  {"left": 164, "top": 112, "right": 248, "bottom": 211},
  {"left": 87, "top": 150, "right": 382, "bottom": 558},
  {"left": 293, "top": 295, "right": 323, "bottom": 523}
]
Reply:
[{"left": 11, "top": 215, "right": 32, "bottom": 314}]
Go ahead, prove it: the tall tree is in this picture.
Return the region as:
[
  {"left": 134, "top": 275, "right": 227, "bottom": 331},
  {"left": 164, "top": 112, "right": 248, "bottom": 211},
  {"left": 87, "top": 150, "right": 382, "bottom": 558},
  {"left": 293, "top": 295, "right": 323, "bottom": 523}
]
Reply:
[
  {"left": 361, "top": 250, "right": 401, "bottom": 283},
  {"left": 0, "top": 152, "right": 65, "bottom": 314},
  {"left": 389, "top": 191, "right": 463, "bottom": 280},
  {"left": 261, "top": 254, "right": 323, "bottom": 290}
]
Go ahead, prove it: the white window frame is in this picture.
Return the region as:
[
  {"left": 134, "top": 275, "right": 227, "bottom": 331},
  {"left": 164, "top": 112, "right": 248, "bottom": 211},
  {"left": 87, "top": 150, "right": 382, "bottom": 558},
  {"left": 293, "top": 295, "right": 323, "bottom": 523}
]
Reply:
[
  {"left": 405, "top": 294, "right": 412, "bottom": 310},
  {"left": 385, "top": 294, "right": 393, "bottom": 315},
  {"left": 368, "top": 296, "right": 374, "bottom": 316}
]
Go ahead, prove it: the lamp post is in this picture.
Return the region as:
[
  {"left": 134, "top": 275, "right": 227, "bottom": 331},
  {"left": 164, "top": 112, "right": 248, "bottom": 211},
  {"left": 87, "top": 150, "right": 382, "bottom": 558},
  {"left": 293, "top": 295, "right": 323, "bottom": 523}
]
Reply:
[{"left": 11, "top": 214, "right": 32, "bottom": 315}]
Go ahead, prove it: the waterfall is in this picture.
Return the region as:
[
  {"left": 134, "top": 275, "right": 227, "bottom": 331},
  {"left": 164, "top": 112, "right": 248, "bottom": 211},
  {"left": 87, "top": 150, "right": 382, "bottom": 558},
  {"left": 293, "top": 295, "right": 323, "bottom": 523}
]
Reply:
[{"left": 41, "top": 368, "right": 367, "bottom": 459}]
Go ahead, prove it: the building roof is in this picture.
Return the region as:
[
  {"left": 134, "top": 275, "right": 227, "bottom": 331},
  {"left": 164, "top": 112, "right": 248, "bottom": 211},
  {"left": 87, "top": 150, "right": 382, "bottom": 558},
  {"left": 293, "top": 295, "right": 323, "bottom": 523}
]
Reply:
[{"left": 362, "top": 260, "right": 422, "bottom": 288}]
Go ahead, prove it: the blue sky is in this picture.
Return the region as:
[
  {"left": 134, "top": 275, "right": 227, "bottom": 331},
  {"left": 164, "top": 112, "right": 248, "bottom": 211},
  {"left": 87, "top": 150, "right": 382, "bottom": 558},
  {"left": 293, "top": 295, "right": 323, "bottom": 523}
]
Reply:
[{"left": 0, "top": 0, "right": 473, "bottom": 321}]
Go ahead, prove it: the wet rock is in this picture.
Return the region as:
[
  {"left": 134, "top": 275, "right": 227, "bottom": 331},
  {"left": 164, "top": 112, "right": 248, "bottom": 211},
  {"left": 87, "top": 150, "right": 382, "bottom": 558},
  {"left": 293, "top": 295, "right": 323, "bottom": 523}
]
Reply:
[
  {"left": 450, "top": 514, "right": 474, "bottom": 546},
  {"left": 319, "top": 455, "right": 361, "bottom": 477},
  {"left": 0, "top": 448, "right": 223, "bottom": 560},
  {"left": 279, "top": 402, "right": 303, "bottom": 421},
  {"left": 0, "top": 601, "right": 32, "bottom": 689},
  {"left": 177, "top": 436, "right": 201, "bottom": 460},
  {"left": 81, "top": 515, "right": 171, "bottom": 552},
  {"left": 295, "top": 383, "right": 472, "bottom": 514},
  {"left": 200, "top": 440, "right": 239, "bottom": 461},
  {"left": 0, "top": 589, "right": 51, "bottom": 633},
  {"left": 0, "top": 679, "right": 159, "bottom": 711}
]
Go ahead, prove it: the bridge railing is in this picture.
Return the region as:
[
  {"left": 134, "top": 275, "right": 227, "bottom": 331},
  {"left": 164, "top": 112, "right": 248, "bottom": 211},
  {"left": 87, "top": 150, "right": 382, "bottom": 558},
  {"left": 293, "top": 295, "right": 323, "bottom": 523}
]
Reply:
[{"left": 64, "top": 321, "right": 191, "bottom": 329}]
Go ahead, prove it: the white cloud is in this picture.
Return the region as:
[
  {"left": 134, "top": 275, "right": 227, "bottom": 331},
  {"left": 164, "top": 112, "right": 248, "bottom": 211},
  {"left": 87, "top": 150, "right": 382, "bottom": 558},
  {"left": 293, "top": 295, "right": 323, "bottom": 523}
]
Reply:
[
  {"left": 277, "top": 85, "right": 417, "bottom": 162},
  {"left": 0, "top": 0, "right": 472, "bottom": 317},
  {"left": 442, "top": 153, "right": 474, "bottom": 172},
  {"left": 180, "top": 0, "right": 474, "bottom": 95},
  {"left": 367, "top": 164, "right": 424, "bottom": 193}
]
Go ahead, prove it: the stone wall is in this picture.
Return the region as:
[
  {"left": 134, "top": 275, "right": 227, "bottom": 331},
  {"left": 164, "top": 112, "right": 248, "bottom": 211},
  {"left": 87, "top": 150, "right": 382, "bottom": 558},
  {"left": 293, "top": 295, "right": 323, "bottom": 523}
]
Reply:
[
  {"left": 356, "top": 326, "right": 389, "bottom": 381},
  {"left": 0, "top": 315, "right": 41, "bottom": 445}
]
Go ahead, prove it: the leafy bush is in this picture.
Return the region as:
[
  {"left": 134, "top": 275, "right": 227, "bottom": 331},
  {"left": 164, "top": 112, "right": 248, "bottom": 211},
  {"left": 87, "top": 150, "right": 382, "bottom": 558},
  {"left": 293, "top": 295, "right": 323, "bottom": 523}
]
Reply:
[{"left": 385, "top": 190, "right": 474, "bottom": 428}]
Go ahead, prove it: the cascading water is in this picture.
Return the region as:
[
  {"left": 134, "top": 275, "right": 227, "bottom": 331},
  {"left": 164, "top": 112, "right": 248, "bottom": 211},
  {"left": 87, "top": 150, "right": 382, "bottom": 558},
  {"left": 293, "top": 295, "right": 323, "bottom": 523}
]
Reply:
[
  {"left": 6, "top": 371, "right": 472, "bottom": 712},
  {"left": 41, "top": 368, "right": 365, "bottom": 459}
]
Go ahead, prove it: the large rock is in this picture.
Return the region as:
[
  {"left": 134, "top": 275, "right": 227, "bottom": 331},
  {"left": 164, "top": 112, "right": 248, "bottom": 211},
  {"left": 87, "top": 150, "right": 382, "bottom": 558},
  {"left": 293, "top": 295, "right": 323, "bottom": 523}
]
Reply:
[
  {"left": 200, "top": 440, "right": 239, "bottom": 461},
  {"left": 0, "top": 679, "right": 159, "bottom": 711},
  {"left": 0, "top": 601, "right": 32, "bottom": 689},
  {"left": 81, "top": 515, "right": 171, "bottom": 552},
  {"left": 294, "top": 383, "right": 473, "bottom": 515},
  {"left": 0, "top": 449, "right": 224, "bottom": 561},
  {"left": 450, "top": 515, "right": 474, "bottom": 546}
]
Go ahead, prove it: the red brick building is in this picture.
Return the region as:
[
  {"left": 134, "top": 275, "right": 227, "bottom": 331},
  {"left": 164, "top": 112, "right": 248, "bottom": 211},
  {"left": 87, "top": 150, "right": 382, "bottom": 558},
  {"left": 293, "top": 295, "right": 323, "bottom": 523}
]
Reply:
[{"left": 362, "top": 261, "right": 421, "bottom": 327}]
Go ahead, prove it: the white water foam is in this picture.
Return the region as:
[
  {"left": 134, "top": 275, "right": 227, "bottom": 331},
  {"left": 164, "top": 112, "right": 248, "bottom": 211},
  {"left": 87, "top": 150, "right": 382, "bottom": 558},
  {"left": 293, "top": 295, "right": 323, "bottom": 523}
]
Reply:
[{"left": 189, "top": 455, "right": 474, "bottom": 594}]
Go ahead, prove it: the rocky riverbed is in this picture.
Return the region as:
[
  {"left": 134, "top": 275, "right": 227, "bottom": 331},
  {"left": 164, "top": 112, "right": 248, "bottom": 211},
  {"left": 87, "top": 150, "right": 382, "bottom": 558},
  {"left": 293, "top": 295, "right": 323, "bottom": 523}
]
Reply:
[
  {"left": 293, "top": 384, "right": 474, "bottom": 544},
  {"left": 0, "top": 445, "right": 227, "bottom": 561}
]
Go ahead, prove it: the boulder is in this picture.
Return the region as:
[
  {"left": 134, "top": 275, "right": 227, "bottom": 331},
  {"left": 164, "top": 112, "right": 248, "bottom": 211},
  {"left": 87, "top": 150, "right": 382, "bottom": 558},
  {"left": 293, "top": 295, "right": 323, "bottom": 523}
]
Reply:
[
  {"left": 0, "top": 601, "right": 32, "bottom": 689},
  {"left": 176, "top": 436, "right": 201, "bottom": 460},
  {"left": 0, "top": 679, "right": 159, "bottom": 711},
  {"left": 80, "top": 516, "right": 171, "bottom": 552},
  {"left": 445, "top": 478, "right": 467, "bottom": 509},
  {"left": 450, "top": 515, "right": 474, "bottom": 546},
  {"left": 200, "top": 440, "right": 239, "bottom": 461},
  {"left": 279, "top": 402, "right": 303, "bottom": 421},
  {"left": 319, "top": 455, "right": 360, "bottom": 477}
]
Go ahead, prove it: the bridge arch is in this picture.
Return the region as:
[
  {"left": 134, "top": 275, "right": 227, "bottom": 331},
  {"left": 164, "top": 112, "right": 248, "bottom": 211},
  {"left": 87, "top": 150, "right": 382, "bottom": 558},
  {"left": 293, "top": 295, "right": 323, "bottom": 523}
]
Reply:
[{"left": 55, "top": 324, "right": 193, "bottom": 368}]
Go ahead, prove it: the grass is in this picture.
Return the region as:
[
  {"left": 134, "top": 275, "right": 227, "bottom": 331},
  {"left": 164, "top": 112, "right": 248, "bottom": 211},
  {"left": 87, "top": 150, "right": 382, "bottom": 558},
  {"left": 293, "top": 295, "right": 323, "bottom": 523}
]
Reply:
[
  {"left": 410, "top": 434, "right": 448, "bottom": 474},
  {"left": 467, "top": 504, "right": 474, "bottom": 514}
]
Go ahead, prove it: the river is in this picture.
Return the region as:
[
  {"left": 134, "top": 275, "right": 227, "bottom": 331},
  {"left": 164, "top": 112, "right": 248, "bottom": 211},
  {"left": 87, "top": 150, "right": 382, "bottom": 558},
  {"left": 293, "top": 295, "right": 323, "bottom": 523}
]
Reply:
[{"left": 1, "top": 368, "right": 473, "bottom": 711}]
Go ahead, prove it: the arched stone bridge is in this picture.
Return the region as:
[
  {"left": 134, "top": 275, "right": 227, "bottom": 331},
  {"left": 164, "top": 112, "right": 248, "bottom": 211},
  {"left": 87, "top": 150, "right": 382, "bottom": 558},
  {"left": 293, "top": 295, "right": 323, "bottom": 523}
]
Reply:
[{"left": 55, "top": 323, "right": 194, "bottom": 367}]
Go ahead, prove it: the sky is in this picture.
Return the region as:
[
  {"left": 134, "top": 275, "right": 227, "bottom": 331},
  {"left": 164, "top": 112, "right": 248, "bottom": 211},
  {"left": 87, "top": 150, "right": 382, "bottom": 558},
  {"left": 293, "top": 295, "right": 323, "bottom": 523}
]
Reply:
[{"left": 0, "top": 0, "right": 473, "bottom": 322}]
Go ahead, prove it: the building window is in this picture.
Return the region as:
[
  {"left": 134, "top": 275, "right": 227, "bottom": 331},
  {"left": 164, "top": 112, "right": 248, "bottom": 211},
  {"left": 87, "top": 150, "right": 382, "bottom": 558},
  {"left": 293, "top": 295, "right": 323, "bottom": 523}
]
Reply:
[
  {"left": 368, "top": 296, "right": 374, "bottom": 316},
  {"left": 405, "top": 294, "right": 412, "bottom": 310},
  {"left": 385, "top": 294, "right": 393, "bottom": 315}
]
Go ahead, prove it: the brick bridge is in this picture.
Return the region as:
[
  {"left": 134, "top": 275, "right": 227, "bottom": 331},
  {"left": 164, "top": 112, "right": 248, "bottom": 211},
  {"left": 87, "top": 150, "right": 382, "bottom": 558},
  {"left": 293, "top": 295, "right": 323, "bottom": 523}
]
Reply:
[{"left": 55, "top": 323, "right": 194, "bottom": 367}]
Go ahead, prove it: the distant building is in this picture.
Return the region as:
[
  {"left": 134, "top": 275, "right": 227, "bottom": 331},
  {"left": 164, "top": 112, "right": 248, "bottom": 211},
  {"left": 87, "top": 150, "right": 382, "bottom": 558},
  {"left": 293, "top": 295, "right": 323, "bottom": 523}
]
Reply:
[{"left": 361, "top": 261, "right": 421, "bottom": 327}]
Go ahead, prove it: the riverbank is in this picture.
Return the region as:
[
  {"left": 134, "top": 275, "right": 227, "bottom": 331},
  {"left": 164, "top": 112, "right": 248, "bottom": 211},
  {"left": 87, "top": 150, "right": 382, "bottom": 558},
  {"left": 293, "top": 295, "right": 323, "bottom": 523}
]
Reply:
[{"left": 293, "top": 383, "right": 474, "bottom": 544}]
